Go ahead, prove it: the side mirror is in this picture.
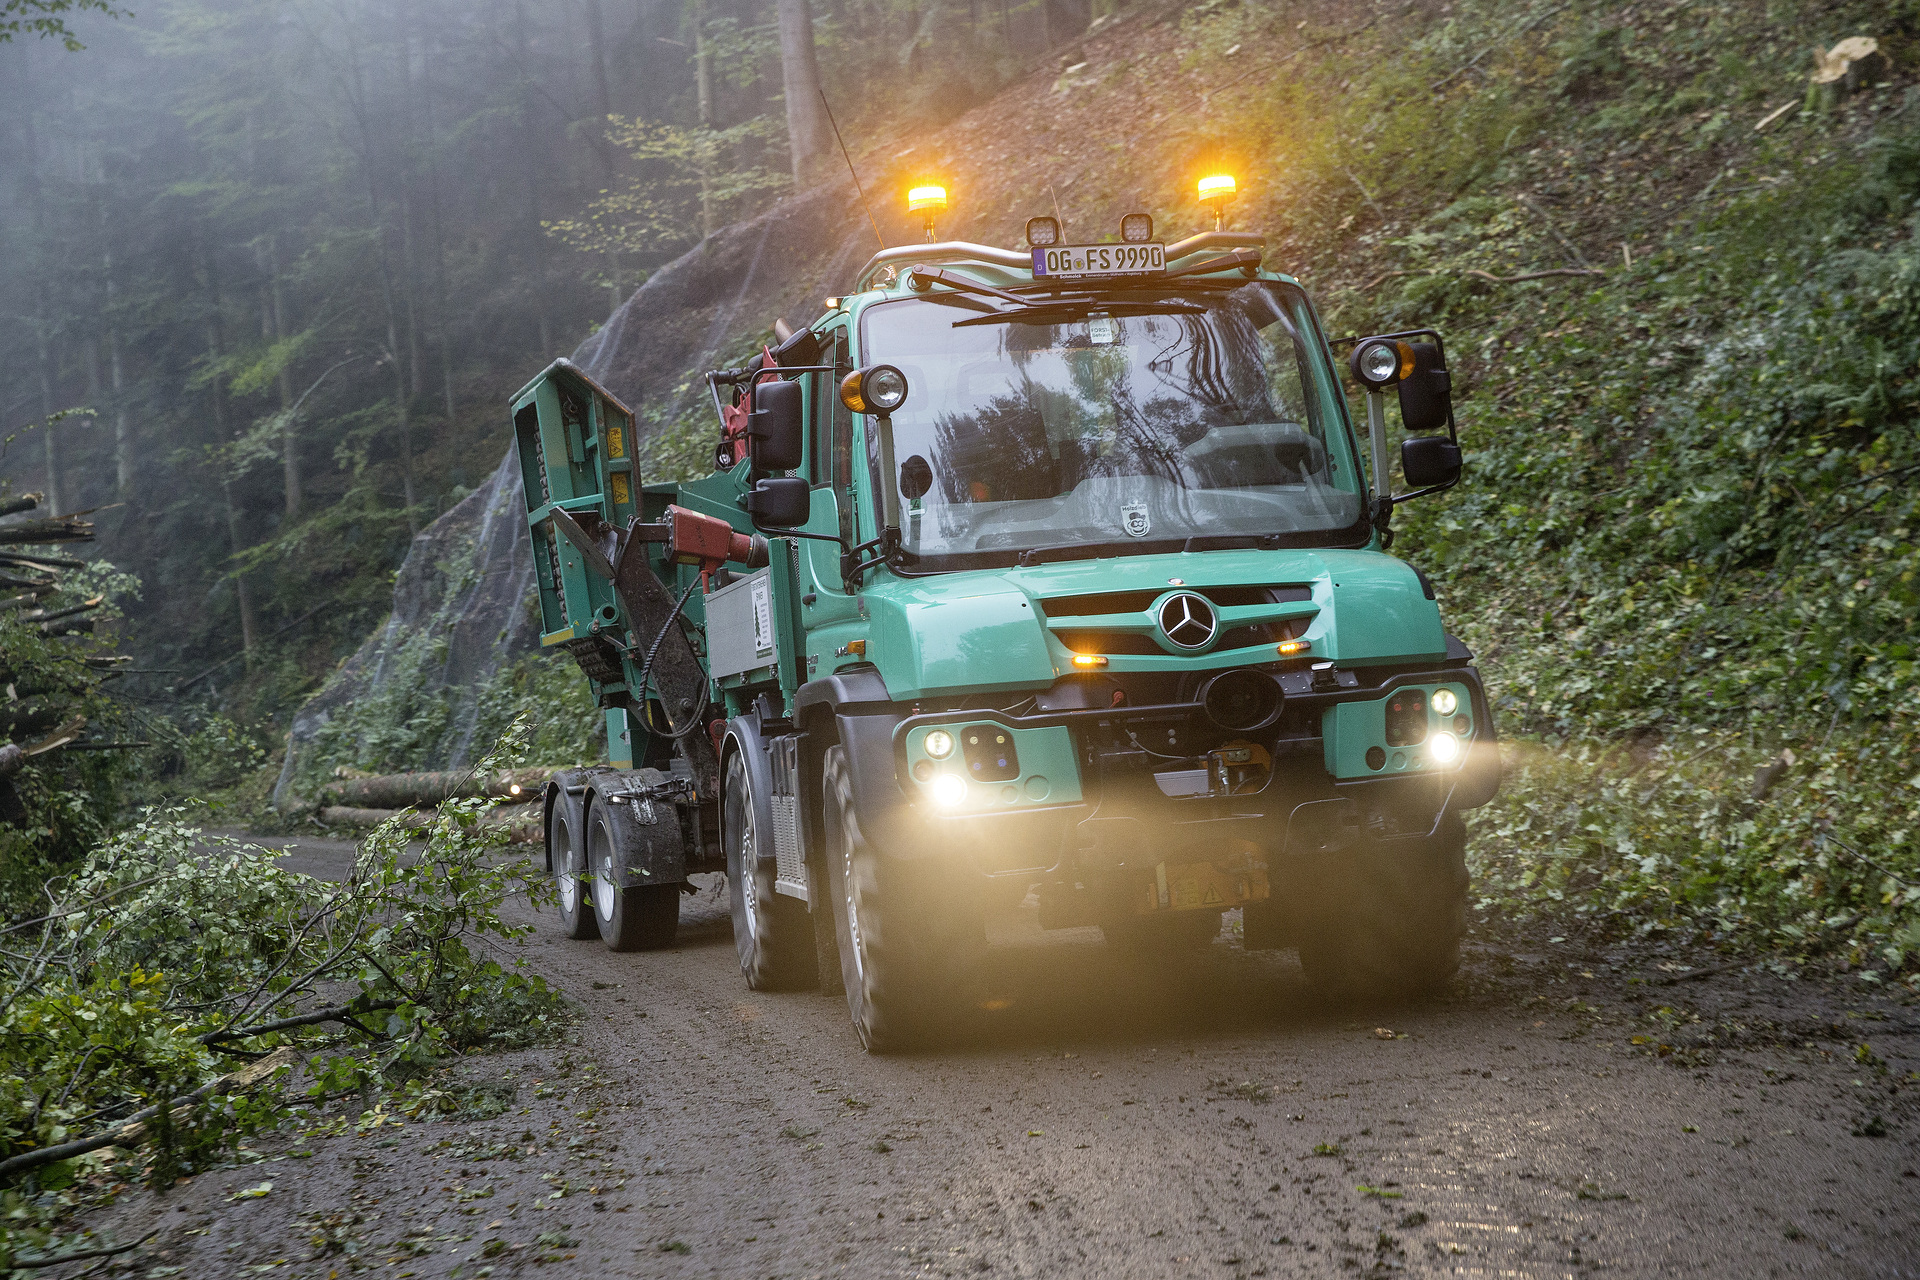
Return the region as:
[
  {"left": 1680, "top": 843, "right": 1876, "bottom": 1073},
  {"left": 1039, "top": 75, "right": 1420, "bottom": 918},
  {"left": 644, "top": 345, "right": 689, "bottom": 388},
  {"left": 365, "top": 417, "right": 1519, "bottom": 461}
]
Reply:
[
  {"left": 1395, "top": 342, "right": 1452, "bottom": 435},
  {"left": 742, "top": 476, "right": 812, "bottom": 529},
  {"left": 1401, "top": 436, "right": 1462, "bottom": 489},
  {"left": 899, "top": 454, "right": 933, "bottom": 501},
  {"left": 748, "top": 379, "right": 804, "bottom": 471}
]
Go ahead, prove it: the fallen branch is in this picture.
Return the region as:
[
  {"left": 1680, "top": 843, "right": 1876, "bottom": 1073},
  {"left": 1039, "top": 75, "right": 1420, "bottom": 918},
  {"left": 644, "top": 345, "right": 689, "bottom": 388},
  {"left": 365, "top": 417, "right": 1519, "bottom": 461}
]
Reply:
[
  {"left": 198, "top": 997, "right": 403, "bottom": 1045},
  {"left": 1361, "top": 265, "right": 1606, "bottom": 291},
  {"left": 0, "top": 494, "right": 43, "bottom": 520},
  {"left": 1430, "top": 1, "right": 1571, "bottom": 93},
  {"left": 9, "top": 1229, "right": 159, "bottom": 1270},
  {"left": 0, "top": 1048, "right": 296, "bottom": 1183}
]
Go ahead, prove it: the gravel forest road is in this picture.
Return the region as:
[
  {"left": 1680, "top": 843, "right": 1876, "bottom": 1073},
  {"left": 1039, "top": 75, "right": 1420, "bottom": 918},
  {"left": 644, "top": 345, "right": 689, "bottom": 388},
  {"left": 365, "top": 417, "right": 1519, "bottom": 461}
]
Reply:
[{"left": 101, "top": 834, "right": 1919, "bottom": 1279}]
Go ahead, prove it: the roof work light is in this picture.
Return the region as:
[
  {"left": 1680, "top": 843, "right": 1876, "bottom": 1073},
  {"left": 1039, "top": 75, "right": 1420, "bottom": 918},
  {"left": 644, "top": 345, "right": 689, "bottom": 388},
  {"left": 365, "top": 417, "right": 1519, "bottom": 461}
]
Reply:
[
  {"left": 908, "top": 184, "right": 948, "bottom": 242},
  {"left": 1026, "top": 216, "right": 1061, "bottom": 247},
  {"left": 1120, "top": 212, "right": 1154, "bottom": 242},
  {"left": 1197, "top": 173, "right": 1237, "bottom": 230}
]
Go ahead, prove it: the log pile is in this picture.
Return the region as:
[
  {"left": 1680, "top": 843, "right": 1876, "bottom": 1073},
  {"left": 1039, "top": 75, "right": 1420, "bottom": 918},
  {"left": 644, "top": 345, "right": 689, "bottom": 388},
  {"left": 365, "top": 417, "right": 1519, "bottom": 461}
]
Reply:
[{"left": 0, "top": 496, "right": 134, "bottom": 825}]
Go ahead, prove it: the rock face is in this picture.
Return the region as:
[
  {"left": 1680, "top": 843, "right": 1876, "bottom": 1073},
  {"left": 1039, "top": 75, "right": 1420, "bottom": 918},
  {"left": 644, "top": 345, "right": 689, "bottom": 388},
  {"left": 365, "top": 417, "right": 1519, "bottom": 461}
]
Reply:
[{"left": 276, "top": 185, "right": 869, "bottom": 798}]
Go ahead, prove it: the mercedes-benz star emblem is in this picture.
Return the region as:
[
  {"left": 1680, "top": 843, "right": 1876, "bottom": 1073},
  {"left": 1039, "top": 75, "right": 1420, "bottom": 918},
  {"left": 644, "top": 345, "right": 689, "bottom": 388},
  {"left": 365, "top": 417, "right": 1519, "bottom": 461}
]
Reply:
[{"left": 1157, "top": 592, "right": 1217, "bottom": 650}]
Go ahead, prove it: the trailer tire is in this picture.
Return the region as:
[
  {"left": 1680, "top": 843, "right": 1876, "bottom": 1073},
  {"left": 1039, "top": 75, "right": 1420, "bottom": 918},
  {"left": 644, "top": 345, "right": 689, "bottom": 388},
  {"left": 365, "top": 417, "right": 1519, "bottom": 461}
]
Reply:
[
  {"left": 822, "top": 745, "right": 984, "bottom": 1053},
  {"left": 588, "top": 801, "right": 679, "bottom": 952},
  {"left": 549, "top": 791, "right": 598, "bottom": 941},
  {"left": 1296, "top": 814, "right": 1469, "bottom": 1001},
  {"left": 724, "top": 751, "right": 817, "bottom": 991}
]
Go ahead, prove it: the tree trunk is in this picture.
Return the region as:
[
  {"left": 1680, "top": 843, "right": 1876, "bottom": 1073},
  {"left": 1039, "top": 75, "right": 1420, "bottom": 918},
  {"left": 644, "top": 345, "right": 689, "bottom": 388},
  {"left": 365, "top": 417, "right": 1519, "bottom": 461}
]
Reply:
[
  {"left": 34, "top": 294, "right": 62, "bottom": 517},
  {"left": 695, "top": 0, "right": 715, "bottom": 237},
  {"left": 775, "top": 0, "right": 830, "bottom": 184},
  {"left": 263, "top": 234, "right": 302, "bottom": 519},
  {"left": 109, "top": 325, "right": 131, "bottom": 495},
  {"left": 201, "top": 248, "right": 258, "bottom": 666}
]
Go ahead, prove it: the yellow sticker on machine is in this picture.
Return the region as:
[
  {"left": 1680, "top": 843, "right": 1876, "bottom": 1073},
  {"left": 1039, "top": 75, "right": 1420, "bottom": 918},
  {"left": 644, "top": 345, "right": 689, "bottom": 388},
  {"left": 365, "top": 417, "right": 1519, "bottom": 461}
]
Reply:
[
  {"left": 1138, "top": 860, "right": 1272, "bottom": 914},
  {"left": 606, "top": 425, "right": 625, "bottom": 458},
  {"left": 610, "top": 473, "right": 631, "bottom": 505}
]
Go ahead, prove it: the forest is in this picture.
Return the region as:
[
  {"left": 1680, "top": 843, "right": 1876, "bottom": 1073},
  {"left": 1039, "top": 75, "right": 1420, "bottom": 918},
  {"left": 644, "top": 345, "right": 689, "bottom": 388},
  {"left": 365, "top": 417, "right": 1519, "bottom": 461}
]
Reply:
[{"left": 0, "top": 0, "right": 1917, "bottom": 1267}]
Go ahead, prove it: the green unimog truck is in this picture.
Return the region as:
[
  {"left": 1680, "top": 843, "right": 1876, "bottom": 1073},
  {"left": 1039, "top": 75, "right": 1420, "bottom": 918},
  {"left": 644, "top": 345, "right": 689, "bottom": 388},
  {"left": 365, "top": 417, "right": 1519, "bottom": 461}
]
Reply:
[{"left": 509, "top": 194, "right": 1500, "bottom": 1051}]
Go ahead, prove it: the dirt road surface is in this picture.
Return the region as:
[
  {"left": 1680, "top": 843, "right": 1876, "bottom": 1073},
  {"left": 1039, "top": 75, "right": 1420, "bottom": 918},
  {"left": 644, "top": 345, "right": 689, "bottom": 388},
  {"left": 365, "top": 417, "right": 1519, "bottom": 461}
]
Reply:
[{"left": 92, "top": 833, "right": 1919, "bottom": 1279}]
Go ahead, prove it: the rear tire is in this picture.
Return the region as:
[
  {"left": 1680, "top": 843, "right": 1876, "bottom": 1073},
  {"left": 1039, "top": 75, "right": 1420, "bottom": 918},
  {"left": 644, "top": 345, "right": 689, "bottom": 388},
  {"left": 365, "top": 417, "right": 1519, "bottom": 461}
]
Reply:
[
  {"left": 822, "top": 744, "right": 984, "bottom": 1052},
  {"left": 724, "top": 750, "right": 818, "bottom": 990},
  {"left": 588, "top": 800, "right": 679, "bottom": 952},
  {"left": 1296, "top": 813, "right": 1469, "bottom": 1001},
  {"left": 549, "top": 792, "right": 598, "bottom": 941}
]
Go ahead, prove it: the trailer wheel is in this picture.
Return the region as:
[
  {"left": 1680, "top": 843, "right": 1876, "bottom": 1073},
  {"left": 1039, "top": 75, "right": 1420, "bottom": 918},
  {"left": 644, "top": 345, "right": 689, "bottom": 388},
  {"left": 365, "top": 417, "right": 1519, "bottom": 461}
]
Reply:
[
  {"left": 822, "top": 745, "right": 984, "bottom": 1053},
  {"left": 1296, "top": 814, "right": 1469, "bottom": 1001},
  {"left": 549, "top": 790, "right": 598, "bottom": 941},
  {"left": 724, "top": 751, "right": 817, "bottom": 990},
  {"left": 588, "top": 801, "right": 678, "bottom": 952}
]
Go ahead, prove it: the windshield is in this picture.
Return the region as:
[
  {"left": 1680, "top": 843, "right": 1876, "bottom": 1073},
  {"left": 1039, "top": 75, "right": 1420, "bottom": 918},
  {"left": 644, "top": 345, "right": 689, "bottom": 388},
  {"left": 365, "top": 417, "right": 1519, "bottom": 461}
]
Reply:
[{"left": 858, "top": 282, "right": 1364, "bottom": 564}]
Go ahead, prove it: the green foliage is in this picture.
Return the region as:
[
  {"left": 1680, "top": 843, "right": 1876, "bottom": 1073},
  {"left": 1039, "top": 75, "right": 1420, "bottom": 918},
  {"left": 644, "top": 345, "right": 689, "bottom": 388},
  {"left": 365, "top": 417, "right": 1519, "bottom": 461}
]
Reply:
[
  {"left": 0, "top": 0, "right": 121, "bottom": 50},
  {"left": 545, "top": 115, "right": 790, "bottom": 264},
  {"left": 1214, "top": 0, "right": 1920, "bottom": 970},
  {"left": 0, "top": 725, "right": 566, "bottom": 1258}
]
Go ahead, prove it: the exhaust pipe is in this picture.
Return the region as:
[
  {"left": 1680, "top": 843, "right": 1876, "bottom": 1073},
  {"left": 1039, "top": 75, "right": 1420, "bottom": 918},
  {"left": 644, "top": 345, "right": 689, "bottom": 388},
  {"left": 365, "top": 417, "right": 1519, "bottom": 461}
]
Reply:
[{"left": 1198, "top": 669, "right": 1285, "bottom": 733}]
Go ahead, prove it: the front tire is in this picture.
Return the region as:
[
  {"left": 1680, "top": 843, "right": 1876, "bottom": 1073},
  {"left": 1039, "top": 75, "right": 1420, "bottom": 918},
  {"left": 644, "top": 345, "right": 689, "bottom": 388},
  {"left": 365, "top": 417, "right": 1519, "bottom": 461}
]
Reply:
[
  {"left": 724, "top": 750, "right": 817, "bottom": 990},
  {"left": 1296, "top": 813, "right": 1469, "bottom": 1001},
  {"left": 588, "top": 800, "right": 679, "bottom": 952},
  {"left": 822, "top": 744, "right": 984, "bottom": 1052},
  {"left": 549, "top": 792, "right": 598, "bottom": 941}
]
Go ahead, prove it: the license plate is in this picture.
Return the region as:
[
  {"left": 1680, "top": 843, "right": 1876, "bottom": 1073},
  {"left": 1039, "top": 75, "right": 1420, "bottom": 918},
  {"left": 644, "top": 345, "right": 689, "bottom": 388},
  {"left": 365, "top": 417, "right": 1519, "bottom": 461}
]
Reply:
[{"left": 1031, "top": 242, "right": 1165, "bottom": 278}]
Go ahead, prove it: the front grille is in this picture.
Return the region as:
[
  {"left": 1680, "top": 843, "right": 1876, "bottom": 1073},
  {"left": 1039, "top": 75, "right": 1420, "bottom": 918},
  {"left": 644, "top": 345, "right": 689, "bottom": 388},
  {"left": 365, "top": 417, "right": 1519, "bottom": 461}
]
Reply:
[{"left": 1038, "top": 583, "right": 1310, "bottom": 621}]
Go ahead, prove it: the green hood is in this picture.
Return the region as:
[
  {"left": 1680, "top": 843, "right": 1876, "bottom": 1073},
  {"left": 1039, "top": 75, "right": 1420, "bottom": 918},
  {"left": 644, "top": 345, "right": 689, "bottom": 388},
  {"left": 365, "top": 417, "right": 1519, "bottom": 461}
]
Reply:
[{"left": 862, "top": 549, "right": 1447, "bottom": 701}]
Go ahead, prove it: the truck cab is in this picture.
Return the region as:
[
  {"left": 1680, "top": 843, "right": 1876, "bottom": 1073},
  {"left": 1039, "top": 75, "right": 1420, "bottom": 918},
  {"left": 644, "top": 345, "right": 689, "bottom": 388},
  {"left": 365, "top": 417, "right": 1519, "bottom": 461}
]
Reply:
[{"left": 511, "top": 212, "right": 1499, "bottom": 1052}]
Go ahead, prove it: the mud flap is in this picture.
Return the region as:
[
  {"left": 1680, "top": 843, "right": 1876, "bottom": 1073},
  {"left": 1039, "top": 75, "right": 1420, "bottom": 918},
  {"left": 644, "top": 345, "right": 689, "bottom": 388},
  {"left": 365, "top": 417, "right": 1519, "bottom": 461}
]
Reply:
[{"left": 586, "top": 769, "right": 693, "bottom": 888}]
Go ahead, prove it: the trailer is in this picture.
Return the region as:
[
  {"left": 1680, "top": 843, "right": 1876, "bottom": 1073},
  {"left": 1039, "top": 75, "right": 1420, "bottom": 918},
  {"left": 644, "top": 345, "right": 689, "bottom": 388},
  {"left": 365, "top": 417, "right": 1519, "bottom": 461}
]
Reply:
[{"left": 509, "top": 180, "right": 1499, "bottom": 1051}]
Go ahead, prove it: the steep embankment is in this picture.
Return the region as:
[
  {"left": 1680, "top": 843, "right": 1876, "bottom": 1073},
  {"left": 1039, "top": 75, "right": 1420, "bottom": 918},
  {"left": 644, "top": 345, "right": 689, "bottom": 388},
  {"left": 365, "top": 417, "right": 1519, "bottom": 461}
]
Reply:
[{"left": 290, "top": 0, "right": 1920, "bottom": 973}]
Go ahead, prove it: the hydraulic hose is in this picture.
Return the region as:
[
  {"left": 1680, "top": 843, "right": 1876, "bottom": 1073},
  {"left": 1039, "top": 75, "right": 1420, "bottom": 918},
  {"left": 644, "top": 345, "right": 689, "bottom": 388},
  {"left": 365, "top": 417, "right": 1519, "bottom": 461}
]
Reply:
[{"left": 635, "top": 577, "right": 711, "bottom": 741}]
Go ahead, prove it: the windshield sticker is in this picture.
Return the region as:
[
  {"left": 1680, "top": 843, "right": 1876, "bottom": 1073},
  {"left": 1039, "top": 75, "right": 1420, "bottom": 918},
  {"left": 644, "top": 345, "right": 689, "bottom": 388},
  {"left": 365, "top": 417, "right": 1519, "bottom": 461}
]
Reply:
[
  {"left": 1121, "top": 503, "right": 1152, "bottom": 538},
  {"left": 1087, "top": 312, "right": 1116, "bottom": 346}
]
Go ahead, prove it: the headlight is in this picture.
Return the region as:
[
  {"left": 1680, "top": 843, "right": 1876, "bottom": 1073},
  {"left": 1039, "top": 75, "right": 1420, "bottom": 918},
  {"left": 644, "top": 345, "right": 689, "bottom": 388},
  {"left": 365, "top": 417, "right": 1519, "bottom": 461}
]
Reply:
[
  {"left": 1431, "top": 688, "right": 1458, "bottom": 716},
  {"left": 923, "top": 729, "right": 954, "bottom": 759},
  {"left": 1429, "top": 731, "right": 1460, "bottom": 765},
  {"left": 930, "top": 774, "right": 968, "bottom": 808}
]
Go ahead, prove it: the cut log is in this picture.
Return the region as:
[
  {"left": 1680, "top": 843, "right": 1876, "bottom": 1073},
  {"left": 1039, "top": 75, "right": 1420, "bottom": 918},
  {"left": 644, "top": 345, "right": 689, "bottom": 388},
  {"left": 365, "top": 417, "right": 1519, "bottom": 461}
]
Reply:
[
  {"left": 316, "top": 801, "right": 541, "bottom": 843},
  {"left": 317, "top": 766, "right": 557, "bottom": 809},
  {"left": 0, "top": 516, "right": 94, "bottom": 545}
]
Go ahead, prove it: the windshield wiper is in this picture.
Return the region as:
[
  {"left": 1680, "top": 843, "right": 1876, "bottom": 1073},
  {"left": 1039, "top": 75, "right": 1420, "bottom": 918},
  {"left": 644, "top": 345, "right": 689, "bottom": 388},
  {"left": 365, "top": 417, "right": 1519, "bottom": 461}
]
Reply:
[{"left": 953, "top": 299, "right": 1206, "bottom": 328}]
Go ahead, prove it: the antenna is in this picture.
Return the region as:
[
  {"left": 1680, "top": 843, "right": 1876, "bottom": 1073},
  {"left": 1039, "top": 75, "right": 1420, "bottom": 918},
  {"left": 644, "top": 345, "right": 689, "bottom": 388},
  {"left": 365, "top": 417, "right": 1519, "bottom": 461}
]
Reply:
[{"left": 820, "top": 89, "right": 886, "bottom": 253}]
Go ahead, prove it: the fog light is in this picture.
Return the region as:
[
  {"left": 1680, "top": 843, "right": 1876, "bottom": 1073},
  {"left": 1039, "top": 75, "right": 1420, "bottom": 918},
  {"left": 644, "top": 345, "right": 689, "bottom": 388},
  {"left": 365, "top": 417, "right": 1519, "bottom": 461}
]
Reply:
[
  {"left": 1429, "top": 731, "right": 1460, "bottom": 765},
  {"left": 1431, "top": 687, "right": 1458, "bottom": 716},
  {"left": 930, "top": 773, "right": 968, "bottom": 808},
  {"left": 924, "top": 729, "right": 955, "bottom": 759}
]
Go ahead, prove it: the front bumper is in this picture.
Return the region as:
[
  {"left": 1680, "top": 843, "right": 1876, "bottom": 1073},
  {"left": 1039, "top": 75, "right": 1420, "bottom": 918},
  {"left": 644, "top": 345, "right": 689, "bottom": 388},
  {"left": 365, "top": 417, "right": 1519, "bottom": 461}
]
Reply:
[{"left": 884, "top": 663, "right": 1500, "bottom": 874}]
